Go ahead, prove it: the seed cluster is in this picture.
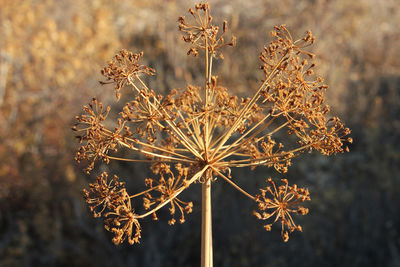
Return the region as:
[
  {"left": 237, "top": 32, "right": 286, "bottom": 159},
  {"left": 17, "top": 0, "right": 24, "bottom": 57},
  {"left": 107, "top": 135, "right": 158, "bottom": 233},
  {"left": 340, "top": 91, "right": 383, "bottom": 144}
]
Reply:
[
  {"left": 83, "top": 172, "right": 141, "bottom": 245},
  {"left": 101, "top": 50, "right": 155, "bottom": 100},
  {"left": 74, "top": 2, "right": 351, "bottom": 244},
  {"left": 254, "top": 178, "right": 310, "bottom": 242},
  {"left": 178, "top": 2, "right": 236, "bottom": 58}
]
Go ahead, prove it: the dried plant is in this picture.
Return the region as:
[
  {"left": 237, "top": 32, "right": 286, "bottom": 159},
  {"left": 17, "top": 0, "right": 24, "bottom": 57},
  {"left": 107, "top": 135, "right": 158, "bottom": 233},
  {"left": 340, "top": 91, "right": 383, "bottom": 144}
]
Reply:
[{"left": 74, "top": 2, "right": 351, "bottom": 265}]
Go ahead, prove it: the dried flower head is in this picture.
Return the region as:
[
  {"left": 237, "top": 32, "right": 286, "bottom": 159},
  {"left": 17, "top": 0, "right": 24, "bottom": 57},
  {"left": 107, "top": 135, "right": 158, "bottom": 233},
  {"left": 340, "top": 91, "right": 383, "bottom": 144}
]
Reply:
[
  {"left": 104, "top": 202, "right": 141, "bottom": 245},
  {"left": 101, "top": 50, "right": 155, "bottom": 99},
  {"left": 83, "top": 172, "right": 126, "bottom": 218},
  {"left": 178, "top": 2, "right": 236, "bottom": 58},
  {"left": 74, "top": 2, "right": 351, "bottom": 248},
  {"left": 143, "top": 163, "right": 194, "bottom": 225},
  {"left": 254, "top": 178, "right": 310, "bottom": 242},
  {"left": 84, "top": 172, "right": 141, "bottom": 245},
  {"left": 73, "top": 98, "right": 132, "bottom": 173}
]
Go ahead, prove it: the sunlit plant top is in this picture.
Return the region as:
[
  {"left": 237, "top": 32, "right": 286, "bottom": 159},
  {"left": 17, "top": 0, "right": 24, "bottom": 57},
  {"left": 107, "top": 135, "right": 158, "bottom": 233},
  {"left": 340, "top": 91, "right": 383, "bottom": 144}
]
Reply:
[{"left": 73, "top": 2, "right": 351, "bottom": 248}]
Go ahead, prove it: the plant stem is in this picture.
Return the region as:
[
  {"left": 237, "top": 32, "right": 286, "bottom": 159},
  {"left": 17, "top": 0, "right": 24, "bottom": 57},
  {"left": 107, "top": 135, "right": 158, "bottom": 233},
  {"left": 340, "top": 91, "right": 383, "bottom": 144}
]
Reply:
[{"left": 201, "top": 176, "right": 213, "bottom": 267}]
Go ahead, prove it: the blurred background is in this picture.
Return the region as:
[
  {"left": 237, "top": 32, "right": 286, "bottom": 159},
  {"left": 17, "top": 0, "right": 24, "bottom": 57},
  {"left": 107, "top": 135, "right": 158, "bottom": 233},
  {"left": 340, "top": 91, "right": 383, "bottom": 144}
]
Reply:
[{"left": 1, "top": 0, "right": 399, "bottom": 266}]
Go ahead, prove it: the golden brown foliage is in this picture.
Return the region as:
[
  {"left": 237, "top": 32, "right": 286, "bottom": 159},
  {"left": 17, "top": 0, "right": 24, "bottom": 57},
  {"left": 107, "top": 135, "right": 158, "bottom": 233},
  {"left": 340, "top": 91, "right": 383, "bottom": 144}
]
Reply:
[{"left": 0, "top": 0, "right": 121, "bottom": 186}]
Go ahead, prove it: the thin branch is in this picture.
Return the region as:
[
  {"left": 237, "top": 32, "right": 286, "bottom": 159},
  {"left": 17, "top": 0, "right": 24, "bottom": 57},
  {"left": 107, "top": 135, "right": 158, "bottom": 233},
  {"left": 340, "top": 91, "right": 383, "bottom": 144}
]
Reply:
[
  {"left": 211, "top": 167, "right": 255, "bottom": 201},
  {"left": 210, "top": 52, "right": 290, "bottom": 159}
]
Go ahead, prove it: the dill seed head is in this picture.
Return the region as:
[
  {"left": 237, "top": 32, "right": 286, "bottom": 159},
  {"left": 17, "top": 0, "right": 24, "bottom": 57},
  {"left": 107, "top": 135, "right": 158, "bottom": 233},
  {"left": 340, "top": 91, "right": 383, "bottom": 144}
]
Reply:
[
  {"left": 74, "top": 1, "right": 351, "bottom": 246},
  {"left": 254, "top": 178, "right": 310, "bottom": 242}
]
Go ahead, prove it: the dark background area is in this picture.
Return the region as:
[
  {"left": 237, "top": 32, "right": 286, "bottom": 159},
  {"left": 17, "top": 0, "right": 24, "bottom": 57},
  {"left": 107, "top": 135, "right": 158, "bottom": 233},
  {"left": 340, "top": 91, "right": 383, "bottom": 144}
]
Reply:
[{"left": 1, "top": 0, "right": 399, "bottom": 266}]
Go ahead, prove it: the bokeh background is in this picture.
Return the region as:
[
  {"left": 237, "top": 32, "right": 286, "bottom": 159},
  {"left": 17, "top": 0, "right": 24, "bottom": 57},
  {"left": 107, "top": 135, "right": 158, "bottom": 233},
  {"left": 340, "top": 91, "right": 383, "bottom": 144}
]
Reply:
[{"left": 1, "top": 0, "right": 399, "bottom": 266}]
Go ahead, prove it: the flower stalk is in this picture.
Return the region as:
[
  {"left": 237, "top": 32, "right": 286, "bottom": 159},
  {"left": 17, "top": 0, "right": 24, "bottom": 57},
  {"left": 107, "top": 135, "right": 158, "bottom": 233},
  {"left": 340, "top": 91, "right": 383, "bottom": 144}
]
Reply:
[{"left": 201, "top": 176, "right": 213, "bottom": 267}]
